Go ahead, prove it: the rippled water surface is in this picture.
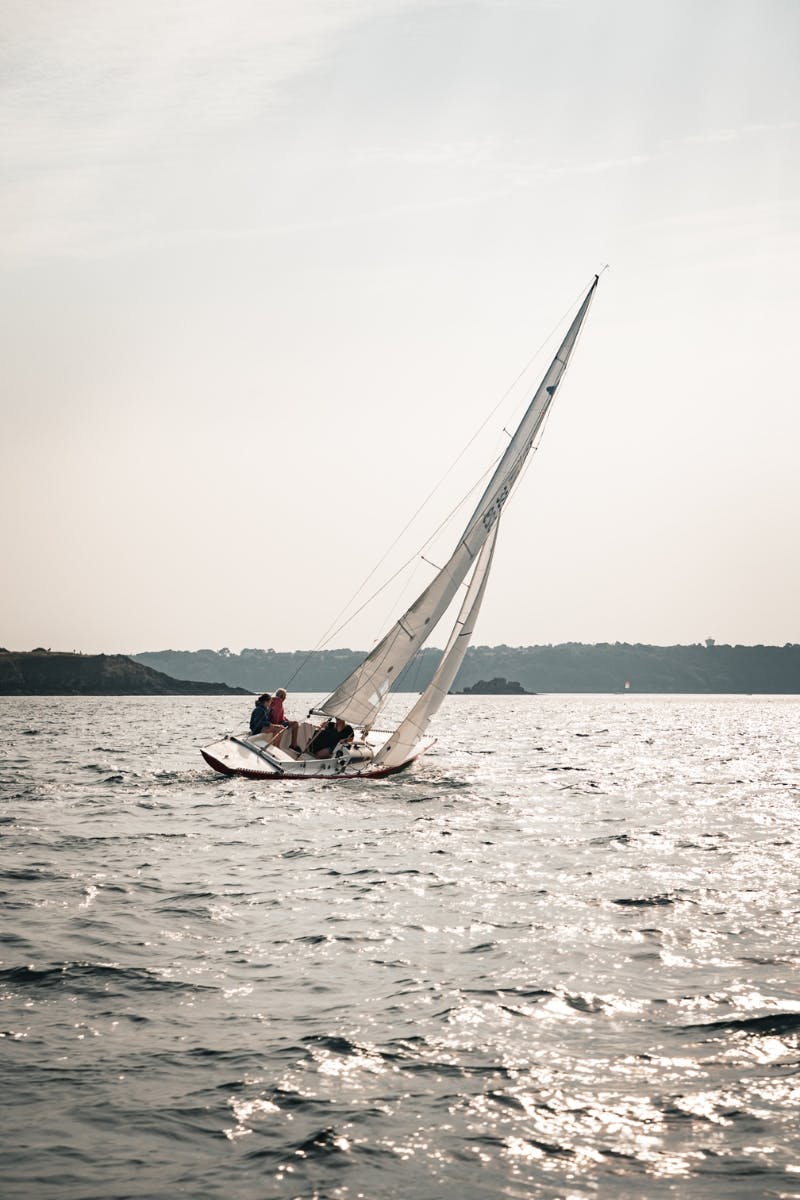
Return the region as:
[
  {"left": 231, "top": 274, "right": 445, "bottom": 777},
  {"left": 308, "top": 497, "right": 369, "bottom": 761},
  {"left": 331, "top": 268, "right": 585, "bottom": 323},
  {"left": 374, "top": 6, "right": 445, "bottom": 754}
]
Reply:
[{"left": 2, "top": 694, "right": 799, "bottom": 1199}]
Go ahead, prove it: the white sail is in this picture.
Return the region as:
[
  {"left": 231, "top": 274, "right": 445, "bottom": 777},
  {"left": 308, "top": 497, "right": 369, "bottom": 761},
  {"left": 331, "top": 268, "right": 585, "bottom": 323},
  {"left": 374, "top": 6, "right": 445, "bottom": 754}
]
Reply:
[
  {"left": 372, "top": 522, "right": 499, "bottom": 768},
  {"left": 319, "top": 275, "right": 598, "bottom": 729}
]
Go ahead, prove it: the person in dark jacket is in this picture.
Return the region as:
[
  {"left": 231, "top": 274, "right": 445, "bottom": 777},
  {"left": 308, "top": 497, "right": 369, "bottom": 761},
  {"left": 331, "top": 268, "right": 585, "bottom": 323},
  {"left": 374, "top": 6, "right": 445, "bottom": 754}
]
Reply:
[
  {"left": 308, "top": 717, "right": 354, "bottom": 759},
  {"left": 249, "top": 694, "right": 272, "bottom": 735}
]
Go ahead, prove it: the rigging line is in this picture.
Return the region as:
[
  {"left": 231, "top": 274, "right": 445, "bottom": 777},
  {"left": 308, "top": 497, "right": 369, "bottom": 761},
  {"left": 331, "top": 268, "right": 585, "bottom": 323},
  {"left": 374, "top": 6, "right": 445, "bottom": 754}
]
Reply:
[
  {"left": 304, "top": 277, "right": 594, "bottom": 654},
  {"left": 313, "top": 454, "right": 504, "bottom": 655},
  {"left": 500, "top": 280, "right": 596, "bottom": 438},
  {"left": 297, "top": 464, "right": 476, "bottom": 672},
  {"left": 375, "top": 555, "right": 424, "bottom": 651},
  {"left": 371, "top": 463, "right": 496, "bottom": 643},
  {"left": 421, "top": 555, "right": 471, "bottom": 592}
]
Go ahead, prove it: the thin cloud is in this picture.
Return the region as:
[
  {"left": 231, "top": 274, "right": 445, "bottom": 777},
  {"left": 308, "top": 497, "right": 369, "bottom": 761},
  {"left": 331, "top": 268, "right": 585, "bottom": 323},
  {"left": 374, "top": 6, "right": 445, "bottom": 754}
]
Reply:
[
  {"left": 0, "top": 0, "right": 427, "bottom": 173},
  {"left": 674, "top": 119, "right": 800, "bottom": 146}
]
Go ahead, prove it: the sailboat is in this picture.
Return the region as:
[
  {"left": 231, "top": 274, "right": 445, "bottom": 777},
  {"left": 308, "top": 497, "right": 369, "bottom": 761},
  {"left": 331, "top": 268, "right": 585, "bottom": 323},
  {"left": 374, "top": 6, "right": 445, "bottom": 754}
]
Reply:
[{"left": 201, "top": 275, "right": 599, "bottom": 779}]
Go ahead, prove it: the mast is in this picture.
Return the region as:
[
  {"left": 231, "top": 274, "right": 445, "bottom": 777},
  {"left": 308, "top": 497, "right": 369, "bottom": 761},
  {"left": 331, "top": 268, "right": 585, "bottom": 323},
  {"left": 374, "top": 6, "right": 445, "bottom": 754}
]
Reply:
[{"left": 318, "top": 275, "right": 599, "bottom": 730}]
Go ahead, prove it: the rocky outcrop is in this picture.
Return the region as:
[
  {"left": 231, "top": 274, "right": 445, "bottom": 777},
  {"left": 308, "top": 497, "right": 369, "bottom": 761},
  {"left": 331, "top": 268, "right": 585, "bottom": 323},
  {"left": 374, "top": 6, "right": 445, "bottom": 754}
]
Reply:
[{"left": 460, "top": 677, "right": 531, "bottom": 695}]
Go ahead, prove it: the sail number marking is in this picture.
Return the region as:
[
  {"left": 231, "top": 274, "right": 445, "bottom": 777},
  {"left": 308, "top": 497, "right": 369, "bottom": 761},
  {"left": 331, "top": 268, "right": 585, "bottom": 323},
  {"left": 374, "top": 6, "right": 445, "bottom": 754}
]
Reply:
[{"left": 481, "top": 430, "right": 536, "bottom": 531}]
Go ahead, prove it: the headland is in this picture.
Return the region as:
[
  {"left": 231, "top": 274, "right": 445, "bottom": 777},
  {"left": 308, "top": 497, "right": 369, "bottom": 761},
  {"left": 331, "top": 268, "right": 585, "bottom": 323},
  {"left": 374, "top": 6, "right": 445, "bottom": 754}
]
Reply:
[{"left": 0, "top": 650, "right": 249, "bottom": 696}]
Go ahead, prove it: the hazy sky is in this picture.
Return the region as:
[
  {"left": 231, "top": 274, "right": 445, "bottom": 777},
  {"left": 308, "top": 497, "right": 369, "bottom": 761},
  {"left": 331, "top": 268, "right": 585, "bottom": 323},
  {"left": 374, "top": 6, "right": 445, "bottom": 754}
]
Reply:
[{"left": 2, "top": 0, "right": 798, "bottom": 654}]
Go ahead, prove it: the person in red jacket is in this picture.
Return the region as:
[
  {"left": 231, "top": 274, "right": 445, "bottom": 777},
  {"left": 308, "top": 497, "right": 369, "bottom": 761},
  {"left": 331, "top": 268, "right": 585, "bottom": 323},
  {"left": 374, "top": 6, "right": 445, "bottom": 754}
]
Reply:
[{"left": 268, "top": 688, "right": 302, "bottom": 754}]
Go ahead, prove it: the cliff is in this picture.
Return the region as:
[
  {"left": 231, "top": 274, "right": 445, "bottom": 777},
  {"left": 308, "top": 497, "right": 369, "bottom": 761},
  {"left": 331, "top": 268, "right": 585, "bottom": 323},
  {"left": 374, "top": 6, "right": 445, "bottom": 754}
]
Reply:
[{"left": 0, "top": 650, "right": 250, "bottom": 696}]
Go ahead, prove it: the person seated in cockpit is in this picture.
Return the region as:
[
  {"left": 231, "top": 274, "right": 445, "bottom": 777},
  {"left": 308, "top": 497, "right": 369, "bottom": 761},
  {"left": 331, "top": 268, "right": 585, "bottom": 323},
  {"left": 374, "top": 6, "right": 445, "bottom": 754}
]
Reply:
[
  {"left": 308, "top": 717, "right": 354, "bottom": 759},
  {"left": 268, "top": 688, "right": 302, "bottom": 754},
  {"left": 249, "top": 694, "right": 272, "bottom": 735}
]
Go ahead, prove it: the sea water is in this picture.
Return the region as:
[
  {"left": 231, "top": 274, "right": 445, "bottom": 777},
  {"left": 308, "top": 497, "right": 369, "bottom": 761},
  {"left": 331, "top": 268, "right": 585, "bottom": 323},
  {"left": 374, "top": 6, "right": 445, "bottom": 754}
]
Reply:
[{"left": 1, "top": 694, "right": 799, "bottom": 1199}]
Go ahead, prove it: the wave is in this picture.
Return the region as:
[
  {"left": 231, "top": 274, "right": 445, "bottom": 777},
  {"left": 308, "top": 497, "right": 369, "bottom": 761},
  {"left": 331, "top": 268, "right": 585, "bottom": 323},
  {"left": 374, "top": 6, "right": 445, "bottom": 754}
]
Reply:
[
  {"left": 0, "top": 961, "right": 210, "bottom": 998},
  {"left": 0, "top": 866, "right": 61, "bottom": 882},
  {"left": 687, "top": 1012, "right": 800, "bottom": 1036}
]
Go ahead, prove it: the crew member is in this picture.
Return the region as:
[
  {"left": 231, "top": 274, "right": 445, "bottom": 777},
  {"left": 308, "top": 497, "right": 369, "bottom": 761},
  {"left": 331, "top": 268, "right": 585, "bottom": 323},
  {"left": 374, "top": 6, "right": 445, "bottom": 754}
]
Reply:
[
  {"left": 249, "top": 694, "right": 272, "bottom": 735},
  {"left": 309, "top": 717, "right": 354, "bottom": 759},
  {"left": 268, "top": 688, "right": 302, "bottom": 754}
]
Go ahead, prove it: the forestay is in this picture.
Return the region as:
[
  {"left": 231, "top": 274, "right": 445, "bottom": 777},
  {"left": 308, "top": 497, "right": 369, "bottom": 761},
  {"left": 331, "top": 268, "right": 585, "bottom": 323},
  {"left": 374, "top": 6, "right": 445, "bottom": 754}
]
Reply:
[{"left": 318, "top": 275, "right": 598, "bottom": 730}]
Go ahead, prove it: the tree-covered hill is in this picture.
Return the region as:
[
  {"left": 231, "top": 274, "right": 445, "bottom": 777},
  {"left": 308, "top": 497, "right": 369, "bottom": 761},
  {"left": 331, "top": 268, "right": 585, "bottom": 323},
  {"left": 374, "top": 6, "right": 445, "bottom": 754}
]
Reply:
[{"left": 133, "top": 642, "right": 800, "bottom": 695}]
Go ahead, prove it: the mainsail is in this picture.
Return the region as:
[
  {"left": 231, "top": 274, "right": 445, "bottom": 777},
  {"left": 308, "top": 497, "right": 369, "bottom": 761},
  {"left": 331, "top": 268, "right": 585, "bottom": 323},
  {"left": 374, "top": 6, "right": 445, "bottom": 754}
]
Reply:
[
  {"left": 372, "top": 521, "right": 499, "bottom": 768},
  {"left": 318, "top": 275, "right": 598, "bottom": 730}
]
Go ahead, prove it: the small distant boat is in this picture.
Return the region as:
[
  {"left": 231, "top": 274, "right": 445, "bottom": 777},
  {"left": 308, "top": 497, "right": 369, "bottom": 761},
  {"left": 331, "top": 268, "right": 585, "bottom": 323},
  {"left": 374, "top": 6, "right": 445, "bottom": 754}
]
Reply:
[{"left": 201, "top": 276, "right": 599, "bottom": 779}]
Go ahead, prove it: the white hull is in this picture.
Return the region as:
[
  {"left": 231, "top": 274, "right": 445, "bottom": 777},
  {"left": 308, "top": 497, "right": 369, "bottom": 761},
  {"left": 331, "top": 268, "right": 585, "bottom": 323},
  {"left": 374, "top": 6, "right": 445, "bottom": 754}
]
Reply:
[{"left": 201, "top": 722, "right": 434, "bottom": 780}]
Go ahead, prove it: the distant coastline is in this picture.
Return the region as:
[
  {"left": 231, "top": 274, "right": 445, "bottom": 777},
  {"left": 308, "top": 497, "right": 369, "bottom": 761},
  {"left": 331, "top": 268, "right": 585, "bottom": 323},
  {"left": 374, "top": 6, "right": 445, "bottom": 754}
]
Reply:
[
  {"left": 4, "top": 643, "right": 799, "bottom": 697},
  {"left": 0, "top": 650, "right": 249, "bottom": 696},
  {"left": 133, "top": 642, "right": 800, "bottom": 695}
]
